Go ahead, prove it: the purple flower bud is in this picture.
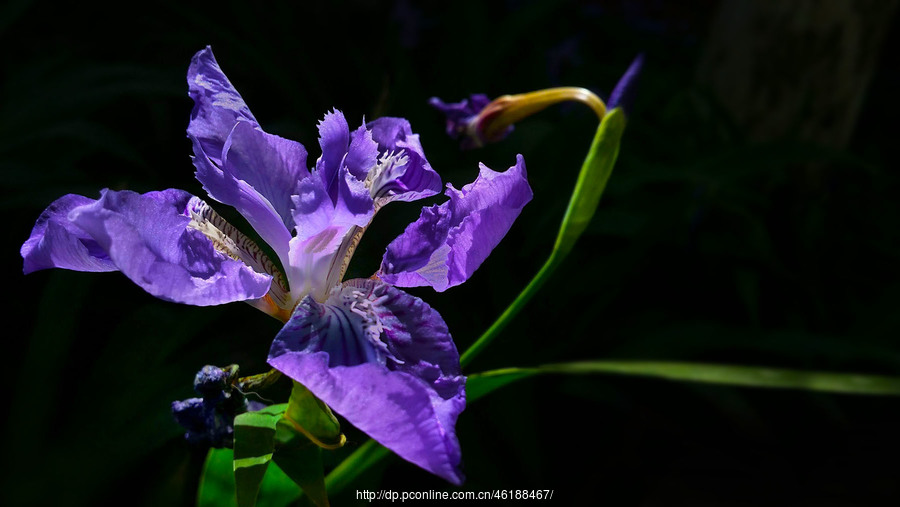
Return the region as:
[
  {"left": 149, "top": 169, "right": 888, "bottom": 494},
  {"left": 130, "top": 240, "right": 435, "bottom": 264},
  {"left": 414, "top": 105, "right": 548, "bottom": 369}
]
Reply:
[
  {"left": 607, "top": 53, "right": 645, "bottom": 113},
  {"left": 429, "top": 94, "right": 513, "bottom": 149}
]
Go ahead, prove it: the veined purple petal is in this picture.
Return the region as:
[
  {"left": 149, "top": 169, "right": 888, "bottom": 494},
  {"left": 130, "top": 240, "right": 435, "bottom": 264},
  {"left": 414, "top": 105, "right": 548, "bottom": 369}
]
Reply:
[
  {"left": 291, "top": 167, "right": 373, "bottom": 242},
  {"left": 286, "top": 111, "right": 377, "bottom": 301},
  {"left": 190, "top": 128, "right": 295, "bottom": 273},
  {"left": 315, "top": 110, "right": 351, "bottom": 202},
  {"left": 268, "top": 279, "right": 465, "bottom": 484},
  {"left": 22, "top": 194, "right": 117, "bottom": 274},
  {"left": 186, "top": 198, "right": 293, "bottom": 314},
  {"left": 187, "top": 46, "right": 258, "bottom": 165},
  {"left": 288, "top": 165, "right": 374, "bottom": 301},
  {"left": 380, "top": 155, "right": 532, "bottom": 291},
  {"left": 222, "top": 121, "right": 309, "bottom": 227},
  {"left": 67, "top": 188, "right": 272, "bottom": 306},
  {"left": 344, "top": 123, "right": 379, "bottom": 182},
  {"left": 366, "top": 117, "right": 442, "bottom": 204}
]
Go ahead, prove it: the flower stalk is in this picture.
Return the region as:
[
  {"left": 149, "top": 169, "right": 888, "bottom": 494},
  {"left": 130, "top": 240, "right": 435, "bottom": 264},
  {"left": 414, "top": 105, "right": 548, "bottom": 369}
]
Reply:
[{"left": 474, "top": 87, "right": 607, "bottom": 145}]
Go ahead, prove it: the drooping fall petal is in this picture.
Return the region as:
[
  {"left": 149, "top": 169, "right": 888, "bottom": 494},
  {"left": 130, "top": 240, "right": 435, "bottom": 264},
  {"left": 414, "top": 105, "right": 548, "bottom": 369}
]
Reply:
[
  {"left": 268, "top": 279, "right": 465, "bottom": 484},
  {"left": 31, "top": 188, "right": 274, "bottom": 306}
]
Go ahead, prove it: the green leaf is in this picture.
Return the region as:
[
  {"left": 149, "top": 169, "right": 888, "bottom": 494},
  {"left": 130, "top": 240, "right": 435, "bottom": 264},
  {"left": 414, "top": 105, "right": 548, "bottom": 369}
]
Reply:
[
  {"left": 197, "top": 447, "right": 305, "bottom": 507},
  {"left": 272, "top": 420, "right": 329, "bottom": 507},
  {"left": 460, "top": 109, "right": 626, "bottom": 368},
  {"left": 467, "top": 361, "right": 900, "bottom": 399},
  {"left": 207, "top": 384, "right": 343, "bottom": 507},
  {"left": 198, "top": 448, "right": 237, "bottom": 507},
  {"left": 277, "top": 439, "right": 391, "bottom": 506},
  {"left": 553, "top": 107, "right": 626, "bottom": 257},
  {"left": 232, "top": 404, "right": 287, "bottom": 507},
  {"left": 466, "top": 368, "right": 538, "bottom": 401},
  {"left": 259, "top": 381, "right": 343, "bottom": 507},
  {"left": 321, "top": 360, "right": 900, "bottom": 498},
  {"left": 283, "top": 381, "right": 345, "bottom": 449}
]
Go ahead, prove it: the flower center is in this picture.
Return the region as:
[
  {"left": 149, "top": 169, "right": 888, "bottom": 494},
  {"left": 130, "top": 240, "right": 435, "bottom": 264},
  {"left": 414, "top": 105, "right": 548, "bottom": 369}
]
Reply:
[
  {"left": 365, "top": 150, "right": 409, "bottom": 207},
  {"left": 318, "top": 150, "right": 411, "bottom": 300},
  {"left": 186, "top": 197, "right": 292, "bottom": 318},
  {"left": 328, "top": 282, "right": 403, "bottom": 366}
]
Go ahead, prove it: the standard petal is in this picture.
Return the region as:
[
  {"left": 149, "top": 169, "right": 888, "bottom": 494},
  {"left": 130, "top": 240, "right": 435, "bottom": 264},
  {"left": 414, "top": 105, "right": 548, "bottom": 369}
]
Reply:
[
  {"left": 291, "top": 168, "right": 373, "bottom": 242},
  {"left": 187, "top": 46, "right": 258, "bottom": 164},
  {"left": 268, "top": 279, "right": 465, "bottom": 484},
  {"left": 344, "top": 122, "right": 379, "bottom": 182},
  {"left": 222, "top": 121, "right": 309, "bottom": 226},
  {"left": 68, "top": 188, "right": 272, "bottom": 306},
  {"left": 191, "top": 129, "right": 294, "bottom": 272},
  {"left": 380, "top": 154, "right": 532, "bottom": 291},
  {"left": 288, "top": 167, "right": 374, "bottom": 301},
  {"left": 315, "top": 110, "right": 351, "bottom": 201},
  {"left": 21, "top": 194, "right": 117, "bottom": 274},
  {"left": 366, "top": 117, "right": 442, "bottom": 205}
]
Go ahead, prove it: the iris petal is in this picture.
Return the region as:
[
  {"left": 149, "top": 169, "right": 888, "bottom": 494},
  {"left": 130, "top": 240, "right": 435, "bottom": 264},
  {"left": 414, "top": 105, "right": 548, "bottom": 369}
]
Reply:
[
  {"left": 286, "top": 110, "right": 378, "bottom": 301},
  {"left": 288, "top": 165, "right": 374, "bottom": 301},
  {"left": 187, "top": 46, "right": 258, "bottom": 165},
  {"left": 65, "top": 188, "right": 272, "bottom": 306},
  {"left": 190, "top": 128, "right": 295, "bottom": 276},
  {"left": 345, "top": 123, "right": 379, "bottom": 182},
  {"left": 315, "top": 110, "right": 351, "bottom": 202},
  {"left": 366, "top": 117, "right": 442, "bottom": 205},
  {"left": 186, "top": 197, "right": 292, "bottom": 314},
  {"left": 268, "top": 279, "right": 465, "bottom": 484},
  {"left": 379, "top": 154, "right": 532, "bottom": 291},
  {"left": 221, "top": 121, "right": 309, "bottom": 229},
  {"left": 22, "top": 194, "right": 117, "bottom": 274}
]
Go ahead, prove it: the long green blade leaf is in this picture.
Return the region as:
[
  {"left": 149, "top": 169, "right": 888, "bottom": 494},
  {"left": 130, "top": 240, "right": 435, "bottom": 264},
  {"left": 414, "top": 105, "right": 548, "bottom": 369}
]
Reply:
[
  {"left": 467, "top": 361, "right": 900, "bottom": 400},
  {"left": 322, "top": 360, "right": 900, "bottom": 498}
]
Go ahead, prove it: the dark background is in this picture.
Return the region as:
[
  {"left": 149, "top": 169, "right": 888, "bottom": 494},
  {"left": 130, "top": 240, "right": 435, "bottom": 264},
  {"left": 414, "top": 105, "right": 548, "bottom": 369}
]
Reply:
[{"left": 3, "top": 0, "right": 900, "bottom": 505}]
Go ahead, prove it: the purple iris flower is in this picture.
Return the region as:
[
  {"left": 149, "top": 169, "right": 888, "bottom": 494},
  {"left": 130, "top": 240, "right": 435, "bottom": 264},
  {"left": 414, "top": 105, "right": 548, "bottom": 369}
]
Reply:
[{"left": 20, "top": 47, "right": 532, "bottom": 484}]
